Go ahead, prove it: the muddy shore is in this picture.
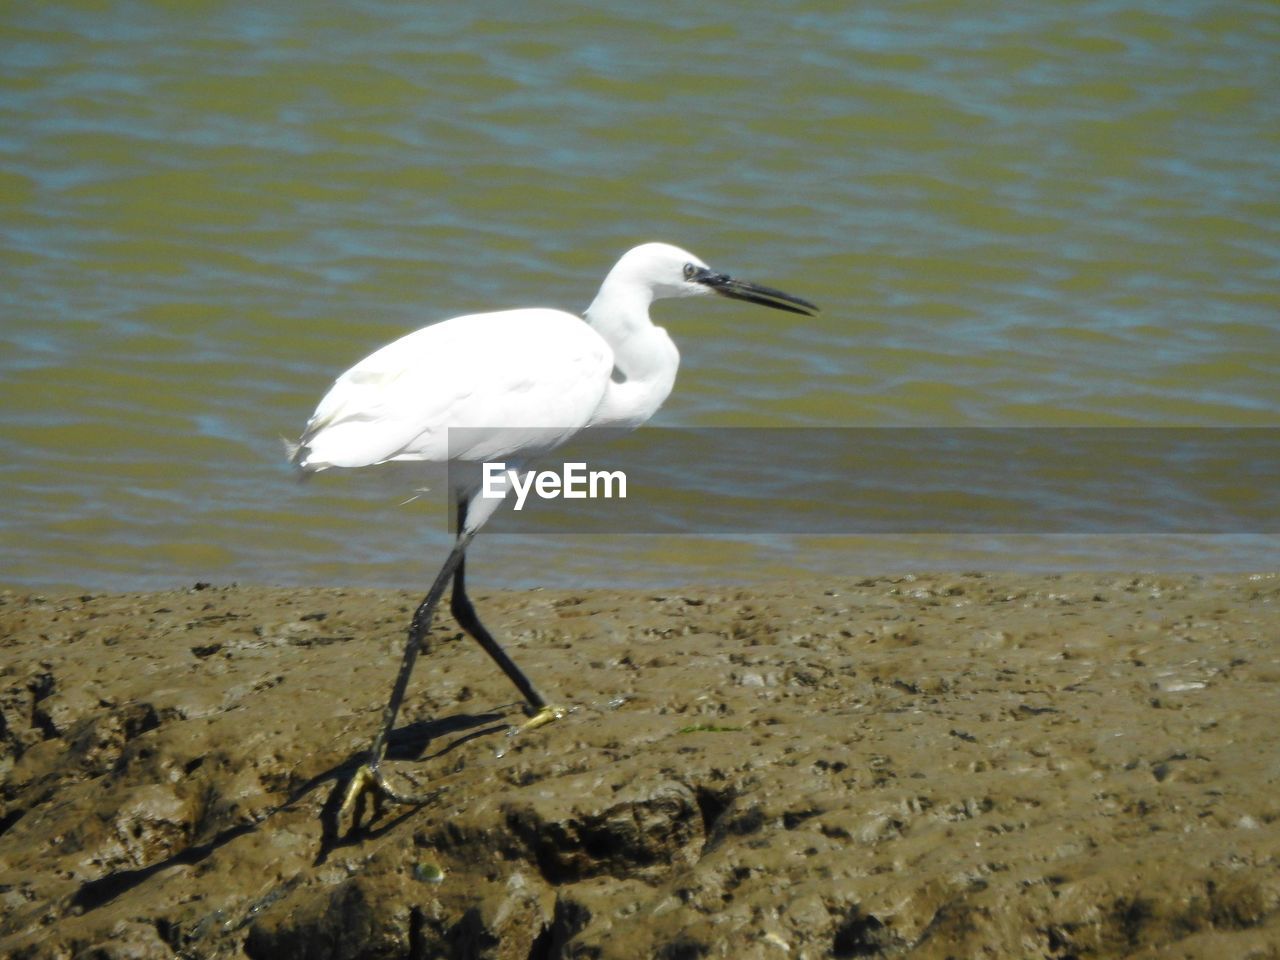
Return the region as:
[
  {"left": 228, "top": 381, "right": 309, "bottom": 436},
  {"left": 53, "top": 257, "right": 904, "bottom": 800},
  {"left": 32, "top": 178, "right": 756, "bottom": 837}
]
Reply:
[{"left": 1, "top": 573, "right": 1278, "bottom": 958}]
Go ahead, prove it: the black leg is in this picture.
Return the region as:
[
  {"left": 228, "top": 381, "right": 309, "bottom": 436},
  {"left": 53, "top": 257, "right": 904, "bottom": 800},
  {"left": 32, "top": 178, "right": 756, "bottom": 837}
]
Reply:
[
  {"left": 343, "top": 525, "right": 476, "bottom": 811},
  {"left": 450, "top": 497, "right": 548, "bottom": 713},
  {"left": 340, "top": 492, "right": 562, "bottom": 819}
]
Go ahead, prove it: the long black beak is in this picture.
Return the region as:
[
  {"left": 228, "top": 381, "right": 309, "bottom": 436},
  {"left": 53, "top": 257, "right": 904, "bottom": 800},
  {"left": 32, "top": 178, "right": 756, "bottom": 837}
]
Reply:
[{"left": 691, "top": 267, "right": 819, "bottom": 316}]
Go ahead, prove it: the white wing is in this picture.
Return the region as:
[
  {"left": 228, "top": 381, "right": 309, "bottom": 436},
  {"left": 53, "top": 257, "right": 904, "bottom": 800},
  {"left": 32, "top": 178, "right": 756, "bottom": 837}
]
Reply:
[{"left": 295, "top": 308, "right": 614, "bottom": 471}]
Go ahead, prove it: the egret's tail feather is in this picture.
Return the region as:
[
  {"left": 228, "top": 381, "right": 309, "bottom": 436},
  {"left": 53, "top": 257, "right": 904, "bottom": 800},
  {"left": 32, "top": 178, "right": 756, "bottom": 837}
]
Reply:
[{"left": 281, "top": 436, "right": 316, "bottom": 480}]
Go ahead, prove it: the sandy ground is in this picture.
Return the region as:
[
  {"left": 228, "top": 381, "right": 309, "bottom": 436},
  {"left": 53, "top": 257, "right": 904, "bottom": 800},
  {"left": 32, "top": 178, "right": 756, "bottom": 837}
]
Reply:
[{"left": 1, "top": 573, "right": 1278, "bottom": 959}]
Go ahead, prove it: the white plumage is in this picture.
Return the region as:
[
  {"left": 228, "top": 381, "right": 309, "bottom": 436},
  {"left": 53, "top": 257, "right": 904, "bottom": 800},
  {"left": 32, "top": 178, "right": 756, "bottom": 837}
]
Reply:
[
  {"left": 294, "top": 308, "right": 615, "bottom": 470},
  {"left": 291, "top": 244, "right": 728, "bottom": 531}
]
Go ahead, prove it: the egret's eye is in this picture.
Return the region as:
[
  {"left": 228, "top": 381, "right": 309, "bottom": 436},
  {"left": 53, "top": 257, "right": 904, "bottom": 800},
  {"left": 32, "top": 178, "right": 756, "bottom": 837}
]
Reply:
[{"left": 683, "top": 263, "right": 697, "bottom": 280}]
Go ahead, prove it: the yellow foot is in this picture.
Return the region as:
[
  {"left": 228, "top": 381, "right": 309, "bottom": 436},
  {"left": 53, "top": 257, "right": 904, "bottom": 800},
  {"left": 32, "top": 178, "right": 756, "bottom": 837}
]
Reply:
[
  {"left": 337, "top": 761, "right": 433, "bottom": 825},
  {"left": 338, "top": 763, "right": 379, "bottom": 822},
  {"left": 520, "top": 703, "right": 567, "bottom": 732}
]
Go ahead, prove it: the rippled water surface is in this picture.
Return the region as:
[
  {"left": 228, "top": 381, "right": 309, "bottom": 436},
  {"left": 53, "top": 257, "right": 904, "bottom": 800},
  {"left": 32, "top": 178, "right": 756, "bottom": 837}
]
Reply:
[{"left": 2, "top": 1, "right": 1277, "bottom": 592}]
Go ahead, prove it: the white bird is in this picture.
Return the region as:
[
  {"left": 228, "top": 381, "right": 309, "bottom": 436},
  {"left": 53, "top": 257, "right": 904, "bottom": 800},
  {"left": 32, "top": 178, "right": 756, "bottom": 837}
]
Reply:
[{"left": 290, "top": 242, "right": 817, "bottom": 821}]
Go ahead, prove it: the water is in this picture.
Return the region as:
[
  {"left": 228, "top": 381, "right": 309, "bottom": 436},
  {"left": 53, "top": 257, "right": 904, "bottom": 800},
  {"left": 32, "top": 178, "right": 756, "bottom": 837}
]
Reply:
[{"left": 2, "top": 1, "right": 1277, "bottom": 593}]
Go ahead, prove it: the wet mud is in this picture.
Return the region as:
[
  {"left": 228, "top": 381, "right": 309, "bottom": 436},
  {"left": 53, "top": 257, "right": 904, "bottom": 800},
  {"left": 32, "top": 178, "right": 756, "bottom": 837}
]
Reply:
[{"left": 1, "top": 574, "right": 1278, "bottom": 958}]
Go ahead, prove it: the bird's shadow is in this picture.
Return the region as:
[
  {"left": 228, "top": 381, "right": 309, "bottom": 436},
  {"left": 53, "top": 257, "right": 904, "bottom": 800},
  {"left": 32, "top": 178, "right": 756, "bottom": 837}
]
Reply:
[{"left": 64, "top": 711, "right": 509, "bottom": 919}]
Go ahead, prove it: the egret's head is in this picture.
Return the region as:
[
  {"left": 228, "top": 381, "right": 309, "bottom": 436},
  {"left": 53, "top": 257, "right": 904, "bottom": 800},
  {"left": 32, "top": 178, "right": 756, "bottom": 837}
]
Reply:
[{"left": 614, "top": 242, "right": 818, "bottom": 315}]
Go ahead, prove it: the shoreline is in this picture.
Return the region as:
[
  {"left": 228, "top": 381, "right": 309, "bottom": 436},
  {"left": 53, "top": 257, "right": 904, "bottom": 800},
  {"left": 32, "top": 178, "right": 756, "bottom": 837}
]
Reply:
[{"left": 2, "top": 573, "right": 1277, "bottom": 957}]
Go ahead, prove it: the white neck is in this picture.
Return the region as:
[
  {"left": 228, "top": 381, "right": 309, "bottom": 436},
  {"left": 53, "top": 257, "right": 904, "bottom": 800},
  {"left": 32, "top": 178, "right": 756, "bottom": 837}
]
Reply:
[{"left": 583, "top": 274, "right": 680, "bottom": 429}]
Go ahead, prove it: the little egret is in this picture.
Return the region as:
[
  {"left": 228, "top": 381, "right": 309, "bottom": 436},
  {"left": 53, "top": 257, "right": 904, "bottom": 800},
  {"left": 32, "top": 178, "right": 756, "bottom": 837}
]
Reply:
[{"left": 289, "top": 242, "right": 817, "bottom": 818}]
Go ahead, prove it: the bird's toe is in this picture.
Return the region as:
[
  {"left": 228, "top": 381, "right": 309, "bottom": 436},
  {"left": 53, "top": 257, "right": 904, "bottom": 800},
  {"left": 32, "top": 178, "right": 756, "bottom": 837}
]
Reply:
[
  {"left": 519, "top": 704, "right": 568, "bottom": 732},
  {"left": 338, "top": 763, "right": 380, "bottom": 823}
]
